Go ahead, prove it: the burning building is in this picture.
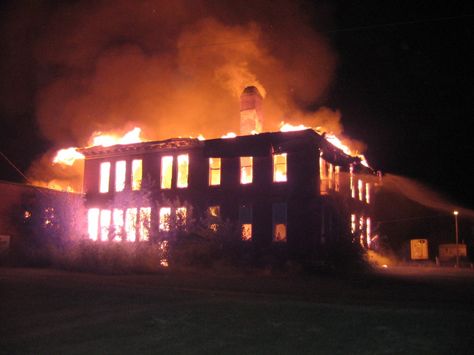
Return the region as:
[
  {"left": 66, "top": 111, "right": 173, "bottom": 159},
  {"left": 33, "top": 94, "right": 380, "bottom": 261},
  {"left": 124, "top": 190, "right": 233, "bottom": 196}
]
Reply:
[{"left": 78, "top": 87, "right": 378, "bottom": 259}]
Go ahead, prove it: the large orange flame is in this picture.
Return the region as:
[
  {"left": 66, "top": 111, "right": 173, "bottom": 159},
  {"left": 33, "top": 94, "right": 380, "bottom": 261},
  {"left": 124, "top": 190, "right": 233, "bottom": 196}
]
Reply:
[
  {"left": 279, "top": 122, "right": 370, "bottom": 167},
  {"left": 53, "top": 127, "right": 145, "bottom": 167},
  {"left": 48, "top": 121, "right": 370, "bottom": 193}
]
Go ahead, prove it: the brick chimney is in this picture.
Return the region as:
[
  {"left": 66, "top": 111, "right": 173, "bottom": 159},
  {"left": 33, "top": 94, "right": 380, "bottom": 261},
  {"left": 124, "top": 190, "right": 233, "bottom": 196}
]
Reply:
[{"left": 240, "top": 86, "right": 263, "bottom": 135}]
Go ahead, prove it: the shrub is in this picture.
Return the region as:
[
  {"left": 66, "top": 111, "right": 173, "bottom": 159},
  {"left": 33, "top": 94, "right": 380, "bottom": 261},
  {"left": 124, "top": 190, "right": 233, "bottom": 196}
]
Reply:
[{"left": 309, "top": 235, "right": 369, "bottom": 274}]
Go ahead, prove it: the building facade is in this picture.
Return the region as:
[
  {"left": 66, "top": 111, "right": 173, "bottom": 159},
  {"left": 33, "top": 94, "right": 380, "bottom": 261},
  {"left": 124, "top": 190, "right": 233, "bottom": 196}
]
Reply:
[{"left": 79, "top": 128, "right": 378, "bottom": 258}]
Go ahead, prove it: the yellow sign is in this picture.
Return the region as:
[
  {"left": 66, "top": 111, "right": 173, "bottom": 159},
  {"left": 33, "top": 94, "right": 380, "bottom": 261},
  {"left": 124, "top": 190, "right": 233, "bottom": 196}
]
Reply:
[{"left": 410, "top": 239, "right": 429, "bottom": 260}]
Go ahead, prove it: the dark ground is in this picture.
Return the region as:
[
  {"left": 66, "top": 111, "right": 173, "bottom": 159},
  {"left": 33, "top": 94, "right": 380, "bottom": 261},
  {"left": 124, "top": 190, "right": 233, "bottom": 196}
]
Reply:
[{"left": 1, "top": 266, "right": 473, "bottom": 354}]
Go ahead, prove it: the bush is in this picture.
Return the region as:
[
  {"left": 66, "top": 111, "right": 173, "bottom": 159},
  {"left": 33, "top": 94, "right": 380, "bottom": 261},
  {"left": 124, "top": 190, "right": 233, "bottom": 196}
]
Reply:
[
  {"left": 309, "top": 235, "right": 369, "bottom": 274},
  {"left": 7, "top": 239, "right": 168, "bottom": 274}
]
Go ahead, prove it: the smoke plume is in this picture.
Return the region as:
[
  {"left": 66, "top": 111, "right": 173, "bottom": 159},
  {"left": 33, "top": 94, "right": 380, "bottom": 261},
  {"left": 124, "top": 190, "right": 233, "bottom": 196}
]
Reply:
[{"left": 3, "top": 0, "right": 343, "bottom": 190}]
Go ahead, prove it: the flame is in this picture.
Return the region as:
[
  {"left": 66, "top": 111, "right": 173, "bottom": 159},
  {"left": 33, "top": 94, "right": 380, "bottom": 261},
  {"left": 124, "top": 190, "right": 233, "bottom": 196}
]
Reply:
[
  {"left": 90, "top": 127, "right": 143, "bottom": 147},
  {"left": 221, "top": 132, "right": 237, "bottom": 139},
  {"left": 48, "top": 120, "right": 370, "bottom": 194},
  {"left": 279, "top": 122, "right": 310, "bottom": 132},
  {"left": 323, "top": 133, "right": 370, "bottom": 167},
  {"left": 323, "top": 133, "right": 352, "bottom": 155},
  {"left": 279, "top": 121, "right": 370, "bottom": 167},
  {"left": 53, "top": 148, "right": 85, "bottom": 166},
  {"left": 53, "top": 127, "right": 145, "bottom": 168}
]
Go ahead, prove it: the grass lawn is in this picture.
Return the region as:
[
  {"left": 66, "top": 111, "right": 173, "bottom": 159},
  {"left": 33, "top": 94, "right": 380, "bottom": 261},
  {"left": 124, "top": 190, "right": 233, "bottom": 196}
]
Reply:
[{"left": 1, "top": 266, "right": 473, "bottom": 354}]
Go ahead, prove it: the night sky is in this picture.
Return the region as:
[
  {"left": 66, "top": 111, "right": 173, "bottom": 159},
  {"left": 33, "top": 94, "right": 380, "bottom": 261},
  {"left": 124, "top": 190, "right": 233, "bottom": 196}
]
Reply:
[
  {"left": 0, "top": 0, "right": 473, "bottom": 208},
  {"left": 325, "top": 1, "right": 473, "bottom": 208}
]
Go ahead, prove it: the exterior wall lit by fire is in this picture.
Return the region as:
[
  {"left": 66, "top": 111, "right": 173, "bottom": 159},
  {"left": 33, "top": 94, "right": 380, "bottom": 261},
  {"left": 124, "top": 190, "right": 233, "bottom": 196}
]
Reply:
[{"left": 79, "top": 130, "right": 378, "bottom": 256}]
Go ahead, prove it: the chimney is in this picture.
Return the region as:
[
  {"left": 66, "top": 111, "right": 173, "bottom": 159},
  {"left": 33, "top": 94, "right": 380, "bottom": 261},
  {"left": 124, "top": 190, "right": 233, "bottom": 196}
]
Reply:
[{"left": 240, "top": 86, "right": 263, "bottom": 135}]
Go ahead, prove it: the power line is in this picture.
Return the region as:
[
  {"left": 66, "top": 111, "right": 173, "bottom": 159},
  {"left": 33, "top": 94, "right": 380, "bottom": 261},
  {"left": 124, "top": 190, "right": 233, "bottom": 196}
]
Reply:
[
  {"left": 178, "top": 13, "right": 473, "bottom": 50},
  {"left": 0, "top": 151, "right": 56, "bottom": 196},
  {"left": 327, "top": 13, "right": 474, "bottom": 34},
  {"left": 0, "top": 150, "right": 31, "bottom": 184}
]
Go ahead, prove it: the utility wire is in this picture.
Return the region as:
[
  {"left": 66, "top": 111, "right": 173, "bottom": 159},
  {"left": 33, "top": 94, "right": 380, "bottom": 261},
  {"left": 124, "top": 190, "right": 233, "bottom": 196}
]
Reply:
[
  {"left": 327, "top": 13, "right": 474, "bottom": 34},
  {"left": 0, "top": 151, "right": 31, "bottom": 184},
  {"left": 0, "top": 151, "right": 52, "bottom": 196},
  {"left": 178, "top": 13, "right": 473, "bottom": 49}
]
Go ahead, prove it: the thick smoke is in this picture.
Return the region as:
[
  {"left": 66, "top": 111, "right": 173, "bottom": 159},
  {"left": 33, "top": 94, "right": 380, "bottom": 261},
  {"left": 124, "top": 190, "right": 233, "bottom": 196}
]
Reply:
[
  {"left": 31, "top": 0, "right": 337, "bottom": 144},
  {"left": 3, "top": 0, "right": 342, "bottom": 189}
]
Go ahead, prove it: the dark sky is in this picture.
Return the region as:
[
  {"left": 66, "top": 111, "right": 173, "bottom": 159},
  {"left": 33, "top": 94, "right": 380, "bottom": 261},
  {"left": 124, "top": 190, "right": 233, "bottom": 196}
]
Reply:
[
  {"left": 325, "top": 1, "right": 473, "bottom": 207},
  {"left": 0, "top": 0, "right": 473, "bottom": 207}
]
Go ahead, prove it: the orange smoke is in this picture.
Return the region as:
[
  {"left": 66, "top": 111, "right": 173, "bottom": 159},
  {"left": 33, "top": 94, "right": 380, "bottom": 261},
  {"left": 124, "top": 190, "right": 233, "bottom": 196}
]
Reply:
[{"left": 21, "top": 1, "right": 347, "bottom": 190}]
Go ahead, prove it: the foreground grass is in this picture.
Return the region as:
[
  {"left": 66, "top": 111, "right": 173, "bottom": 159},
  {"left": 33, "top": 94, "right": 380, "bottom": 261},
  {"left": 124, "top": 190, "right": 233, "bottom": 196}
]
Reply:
[{"left": 0, "top": 267, "right": 473, "bottom": 354}]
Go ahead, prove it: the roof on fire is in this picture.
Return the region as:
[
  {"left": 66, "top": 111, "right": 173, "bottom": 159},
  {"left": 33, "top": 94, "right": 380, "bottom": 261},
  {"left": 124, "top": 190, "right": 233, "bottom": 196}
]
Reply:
[{"left": 77, "top": 129, "right": 368, "bottom": 171}]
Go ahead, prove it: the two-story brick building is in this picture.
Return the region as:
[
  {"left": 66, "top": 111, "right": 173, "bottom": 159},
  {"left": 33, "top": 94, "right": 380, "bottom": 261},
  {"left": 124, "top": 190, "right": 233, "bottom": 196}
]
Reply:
[{"left": 78, "top": 87, "right": 378, "bottom": 258}]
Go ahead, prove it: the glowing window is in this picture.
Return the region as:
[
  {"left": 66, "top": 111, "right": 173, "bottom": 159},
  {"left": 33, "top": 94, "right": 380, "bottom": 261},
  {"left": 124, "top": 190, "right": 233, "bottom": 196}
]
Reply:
[
  {"left": 176, "top": 207, "right": 187, "bottom": 229},
  {"left": 328, "top": 163, "right": 334, "bottom": 189},
  {"left": 177, "top": 154, "right": 189, "bottom": 188},
  {"left": 239, "top": 205, "right": 252, "bottom": 241},
  {"left": 100, "top": 209, "right": 111, "bottom": 242},
  {"left": 274, "top": 224, "right": 287, "bottom": 242},
  {"left": 112, "top": 209, "right": 124, "bottom": 241},
  {"left": 351, "top": 214, "right": 356, "bottom": 234},
  {"left": 242, "top": 224, "right": 252, "bottom": 241},
  {"left": 87, "top": 208, "right": 100, "bottom": 241},
  {"left": 319, "top": 156, "right": 328, "bottom": 195},
  {"left": 366, "top": 183, "right": 370, "bottom": 204},
  {"left": 209, "top": 158, "right": 221, "bottom": 186},
  {"left": 358, "top": 179, "right": 364, "bottom": 201},
  {"left": 161, "top": 156, "right": 173, "bottom": 189},
  {"left": 350, "top": 165, "right": 355, "bottom": 198},
  {"left": 159, "top": 207, "right": 171, "bottom": 231},
  {"left": 115, "top": 160, "right": 126, "bottom": 192},
  {"left": 139, "top": 207, "right": 151, "bottom": 241},
  {"left": 359, "top": 216, "right": 364, "bottom": 237},
  {"left": 132, "top": 159, "right": 142, "bottom": 191},
  {"left": 209, "top": 205, "right": 220, "bottom": 217},
  {"left": 273, "top": 153, "right": 287, "bottom": 182},
  {"left": 240, "top": 156, "right": 253, "bottom": 184},
  {"left": 335, "top": 166, "right": 340, "bottom": 192},
  {"left": 99, "top": 162, "right": 111, "bottom": 193},
  {"left": 208, "top": 205, "right": 220, "bottom": 231},
  {"left": 366, "top": 217, "right": 372, "bottom": 247},
  {"left": 272, "top": 203, "right": 287, "bottom": 242},
  {"left": 125, "top": 208, "right": 137, "bottom": 242}
]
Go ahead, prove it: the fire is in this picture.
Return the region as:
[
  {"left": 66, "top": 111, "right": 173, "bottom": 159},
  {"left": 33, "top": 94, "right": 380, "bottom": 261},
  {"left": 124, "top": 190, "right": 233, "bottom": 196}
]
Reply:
[
  {"left": 279, "top": 122, "right": 309, "bottom": 132},
  {"left": 49, "top": 119, "right": 369, "bottom": 194},
  {"left": 53, "top": 127, "right": 145, "bottom": 168},
  {"left": 221, "top": 132, "right": 237, "bottom": 139},
  {"left": 53, "top": 148, "right": 85, "bottom": 166},
  {"left": 279, "top": 122, "right": 370, "bottom": 167},
  {"left": 90, "top": 127, "right": 143, "bottom": 147},
  {"left": 323, "top": 133, "right": 352, "bottom": 155}
]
